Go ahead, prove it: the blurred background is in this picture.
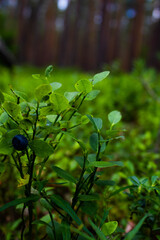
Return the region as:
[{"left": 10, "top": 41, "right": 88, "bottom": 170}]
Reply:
[{"left": 0, "top": 0, "right": 160, "bottom": 71}]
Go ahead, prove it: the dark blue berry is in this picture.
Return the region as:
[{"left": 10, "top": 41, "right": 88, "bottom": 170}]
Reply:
[{"left": 12, "top": 135, "right": 28, "bottom": 151}]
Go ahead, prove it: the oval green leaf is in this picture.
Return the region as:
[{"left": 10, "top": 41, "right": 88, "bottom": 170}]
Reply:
[
  {"left": 35, "top": 84, "right": 52, "bottom": 101},
  {"left": 29, "top": 140, "right": 54, "bottom": 158},
  {"left": 75, "top": 79, "right": 92, "bottom": 94},
  {"left": 93, "top": 71, "right": 110, "bottom": 85},
  {"left": 108, "top": 111, "right": 122, "bottom": 126},
  {"left": 50, "top": 93, "right": 69, "bottom": 113},
  {"left": 52, "top": 166, "right": 77, "bottom": 184},
  {"left": 50, "top": 82, "right": 62, "bottom": 91},
  {"left": 3, "top": 101, "right": 21, "bottom": 118},
  {"left": 85, "top": 90, "right": 100, "bottom": 101},
  {"left": 64, "top": 92, "right": 79, "bottom": 102},
  {"left": 101, "top": 221, "right": 118, "bottom": 235}
]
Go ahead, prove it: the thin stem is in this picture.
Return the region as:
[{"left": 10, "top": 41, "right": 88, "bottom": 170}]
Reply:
[
  {"left": 75, "top": 132, "right": 102, "bottom": 216},
  {"left": 72, "top": 153, "right": 87, "bottom": 209},
  {"left": 21, "top": 204, "right": 26, "bottom": 240},
  {"left": 26, "top": 152, "right": 36, "bottom": 238},
  {"left": 44, "top": 114, "right": 60, "bottom": 141},
  {"left": 49, "top": 211, "right": 56, "bottom": 240},
  {"left": 68, "top": 95, "right": 86, "bottom": 121},
  {"left": 17, "top": 152, "right": 24, "bottom": 178},
  {"left": 11, "top": 153, "right": 23, "bottom": 177},
  {"left": 32, "top": 102, "right": 39, "bottom": 140},
  {"left": 41, "top": 193, "right": 66, "bottom": 219}
]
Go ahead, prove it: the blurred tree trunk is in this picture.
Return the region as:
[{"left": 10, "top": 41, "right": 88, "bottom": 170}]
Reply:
[
  {"left": 148, "top": 19, "right": 160, "bottom": 69},
  {"left": 81, "top": 0, "right": 97, "bottom": 70},
  {"left": 125, "top": 0, "right": 145, "bottom": 70},
  {"left": 36, "top": 0, "right": 57, "bottom": 65},
  {"left": 59, "top": 0, "right": 73, "bottom": 66},
  {"left": 71, "top": 0, "right": 82, "bottom": 66},
  {"left": 107, "top": 2, "right": 124, "bottom": 63},
  {"left": 17, "top": 0, "right": 46, "bottom": 64},
  {"left": 17, "top": 0, "right": 28, "bottom": 62},
  {"left": 98, "top": 0, "right": 111, "bottom": 68}
]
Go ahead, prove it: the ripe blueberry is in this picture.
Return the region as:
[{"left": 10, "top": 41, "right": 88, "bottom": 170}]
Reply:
[{"left": 12, "top": 135, "right": 28, "bottom": 151}]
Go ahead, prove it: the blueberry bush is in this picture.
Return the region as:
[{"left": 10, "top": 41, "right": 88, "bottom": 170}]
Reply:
[{"left": 0, "top": 66, "right": 125, "bottom": 239}]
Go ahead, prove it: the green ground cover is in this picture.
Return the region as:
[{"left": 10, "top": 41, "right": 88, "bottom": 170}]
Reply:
[{"left": 0, "top": 64, "right": 160, "bottom": 239}]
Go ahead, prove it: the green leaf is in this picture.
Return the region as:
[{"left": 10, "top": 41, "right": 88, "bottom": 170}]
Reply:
[
  {"left": 74, "top": 156, "right": 89, "bottom": 169},
  {"left": 124, "top": 214, "right": 149, "bottom": 240},
  {"left": 108, "top": 111, "right": 122, "bottom": 126},
  {"left": 151, "top": 176, "right": 158, "bottom": 185},
  {"left": 99, "top": 208, "right": 112, "bottom": 228},
  {"left": 93, "top": 118, "right": 103, "bottom": 130},
  {"left": 50, "top": 93, "right": 69, "bottom": 113},
  {"left": 86, "top": 115, "right": 102, "bottom": 131},
  {"left": 64, "top": 92, "right": 79, "bottom": 102},
  {"left": 0, "top": 137, "right": 13, "bottom": 155},
  {"left": 89, "top": 133, "right": 106, "bottom": 153},
  {"left": 62, "top": 220, "right": 71, "bottom": 240},
  {"left": 109, "top": 186, "right": 136, "bottom": 198},
  {"left": 0, "top": 90, "right": 4, "bottom": 105},
  {"left": 52, "top": 166, "right": 77, "bottom": 184},
  {"left": 0, "top": 112, "right": 8, "bottom": 124},
  {"left": 0, "top": 195, "right": 39, "bottom": 212},
  {"left": 85, "top": 90, "right": 100, "bottom": 101},
  {"left": 50, "top": 194, "right": 81, "bottom": 225},
  {"left": 50, "top": 82, "right": 62, "bottom": 91},
  {"left": 95, "top": 180, "right": 115, "bottom": 187},
  {"left": 32, "top": 74, "right": 42, "bottom": 80},
  {"left": 46, "top": 114, "right": 61, "bottom": 123},
  {"left": 13, "top": 90, "right": 28, "bottom": 101},
  {"left": 101, "top": 221, "right": 118, "bottom": 235},
  {"left": 3, "top": 93, "right": 16, "bottom": 102},
  {"left": 90, "top": 133, "right": 98, "bottom": 152},
  {"left": 32, "top": 219, "right": 51, "bottom": 228},
  {"left": 63, "top": 132, "right": 87, "bottom": 152},
  {"left": 29, "top": 140, "right": 54, "bottom": 158},
  {"left": 88, "top": 161, "right": 123, "bottom": 168},
  {"left": 0, "top": 129, "right": 20, "bottom": 155},
  {"left": 3, "top": 101, "right": 21, "bottom": 118},
  {"left": 40, "top": 106, "right": 54, "bottom": 115},
  {"left": 129, "top": 176, "right": 140, "bottom": 186},
  {"left": 75, "top": 79, "right": 92, "bottom": 94},
  {"left": 93, "top": 71, "right": 110, "bottom": 85},
  {"left": 88, "top": 218, "right": 106, "bottom": 240},
  {"left": 45, "top": 65, "right": 53, "bottom": 77},
  {"left": 70, "top": 226, "right": 95, "bottom": 240},
  {"left": 81, "top": 115, "right": 90, "bottom": 125},
  {"left": 35, "top": 84, "right": 52, "bottom": 101},
  {"left": 78, "top": 194, "right": 99, "bottom": 201},
  {"left": 40, "top": 198, "right": 52, "bottom": 211}
]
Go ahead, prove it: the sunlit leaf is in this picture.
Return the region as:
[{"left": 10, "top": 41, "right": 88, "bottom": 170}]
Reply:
[
  {"left": 17, "top": 174, "right": 30, "bottom": 187},
  {"left": 108, "top": 111, "right": 122, "bottom": 126},
  {"left": 75, "top": 79, "right": 92, "bottom": 94},
  {"left": 50, "top": 82, "right": 62, "bottom": 91},
  {"left": 101, "top": 221, "right": 118, "bottom": 235},
  {"left": 50, "top": 93, "right": 69, "bottom": 113},
  {"left": 93, "top": 71, "right": 110, "bottom": 85},
  {"left": 35, "top": 84, "right": 52, "bottom": 101},
  {"left": 3, "top": 101, "right": 21, "bottom": 118}
]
